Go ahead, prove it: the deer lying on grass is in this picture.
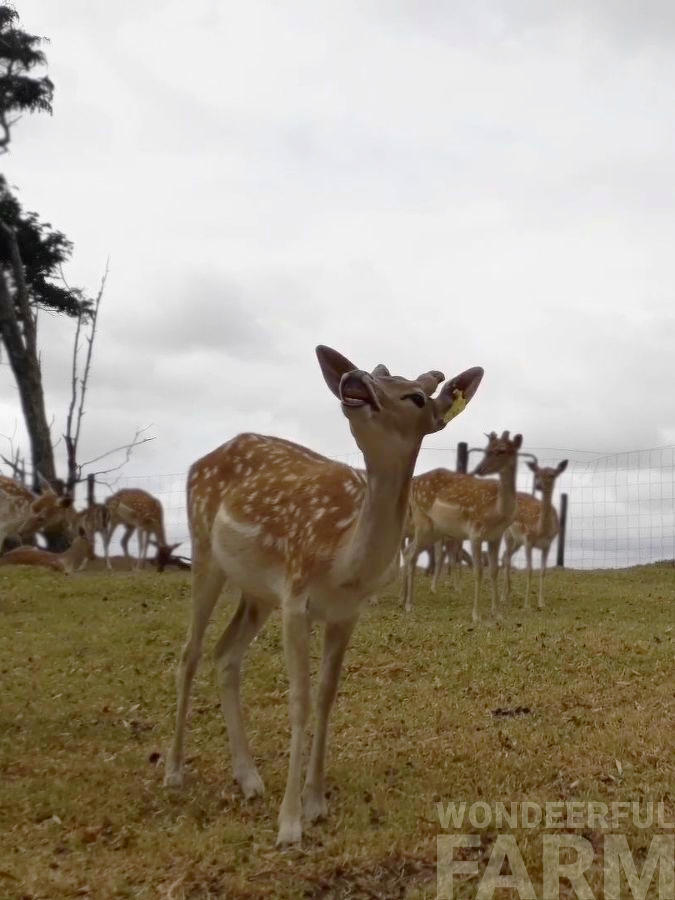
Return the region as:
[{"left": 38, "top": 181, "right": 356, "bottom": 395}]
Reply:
[
  {"left": 0, "top": 474, "right": 75, "bottom": 550},
  {"left": 0, "top": 529, "right": 92, "bottom": 574},
  {"left": 103, "top": 489, "right": 177, "bottom": 569},
  {"left": 164, "top": 346, "right": 483, "bottom": 846},
  {"left": 403, "top": 431, "right": 522, "bottom": 621},
  {"left": 502, "top": 459, "right": 567, "bottom": 610}
]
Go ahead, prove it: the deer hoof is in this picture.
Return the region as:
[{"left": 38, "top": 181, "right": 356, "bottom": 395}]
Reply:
[
  {"left": 303, "top": 788, "right": 328, "bottom": 823},
  {"left": 276, "top": 818, "right": 302, "bottom": 847},
  {"left": 236, "top": 767, "right": 265, "bottom": 799},
  {"left": 163, "top": 769, "right": 184, "bottom": 789}
]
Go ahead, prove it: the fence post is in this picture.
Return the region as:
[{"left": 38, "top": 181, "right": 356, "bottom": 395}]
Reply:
[
  {"left": 456, "top": 441, "right": 468, "bottom": 474},
  {"left": 556, "top": 492, "right": 568, "bottom": 567},
  {"left": 87, "top": 474, "right": 96, "bottom": 508}
]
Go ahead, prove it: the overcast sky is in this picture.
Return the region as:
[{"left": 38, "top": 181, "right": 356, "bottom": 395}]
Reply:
[{"left": 2, "top": 0, "right": 675, "bottom": 488}]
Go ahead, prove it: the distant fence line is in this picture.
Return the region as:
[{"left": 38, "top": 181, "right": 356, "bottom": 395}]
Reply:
[{"left": 52, "top": 443, "right": 675, "bottom": 569}]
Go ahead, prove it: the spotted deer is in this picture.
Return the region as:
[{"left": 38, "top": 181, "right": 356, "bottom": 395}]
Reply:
[
  {"left": 403, "top": 431, "right": 522, "bottom": 621},
  {"left": 502, "top": 459, "right": 567, "bottom": 610},
  {"left": 103, "top": 489, "right": 172, "bottom": 569},
  {"left": 164, "top": 346, "right": 483, "bottom": 846},
  {"left": 430, "top": 538, "right": 473, "bottom": 593},
  {"left": 0, "top": 474, "right": 75, "bottom": 550},
  {"left": 0, "top": 529, "right": 92, "bottom": 574},
  {"left": 75, "top": 503, "right": 110, "bottom": 555}
]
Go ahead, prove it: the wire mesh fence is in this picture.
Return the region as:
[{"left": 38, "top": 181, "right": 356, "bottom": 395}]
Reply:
[{"left": 68, "top": 443, "right": 675, "bottom": 569}]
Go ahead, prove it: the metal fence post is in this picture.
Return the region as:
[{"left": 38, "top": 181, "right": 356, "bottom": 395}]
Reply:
[
  {"left": 456, "top": 441, "right": 468, "bottom": 474},
  {"left": 556, "top": 492, "right": 568, "bottom": 567},
  {"left": 87, "top": 474, "right": 96, "bottom": 508}
]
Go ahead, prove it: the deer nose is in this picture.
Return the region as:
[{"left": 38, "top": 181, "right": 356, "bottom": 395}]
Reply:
[{"left": 339, "top": 371, "right": 381, "bottom": 410}]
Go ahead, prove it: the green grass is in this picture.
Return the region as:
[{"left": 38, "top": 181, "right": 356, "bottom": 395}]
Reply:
[{"left": 0, "top": 564, "right": 673, "bottom": 898}]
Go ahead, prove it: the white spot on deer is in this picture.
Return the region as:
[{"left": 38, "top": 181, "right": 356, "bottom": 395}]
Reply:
[{"left": 336, "top": 514, "right": 357, "bottom": 529}]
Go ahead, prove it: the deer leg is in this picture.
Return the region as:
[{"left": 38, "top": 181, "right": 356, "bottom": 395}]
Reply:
[
  {"left": 430, "top": 540, "right": 443, "bottom": 594},
  {"left": 501, "top": 534, "right": 514, "bottom": 605},
  {"left": 538, "top": 545, "right": 550, "bottom": 610},
  {"left": 449, "top": 542, "right": 461, "bottom": 592},
  {"left": 277, "top": 598, "right": 311, "bottom": 846},
  {"left": 164, "top": 561, "right": 225, "bottom": 788},
  {"left": 120, "top": 525, "right": 134, "bottom": 560},
  {"left": 135, "top": 529, "right": 146, "bottom": 570},
  {"left": 213, "top": 594, "right": 272, "bottom": 799},
  {"left": 401, "top": 539, "right": 418, "bottom": 612},
  {"left": 103, "top": 523, "right": 115, "bottom": 569},
  {"left": 524, "top": 543, "right": 533, "bottom": 609},
  {"left": 470, "top": 537, "right": 483, "bottom": 623},
  {"left": 487, "top": 539, "right": 500, "bottom": 619},
  {"left": 303, "top": 617, "right": 358, "bottom": 823}
]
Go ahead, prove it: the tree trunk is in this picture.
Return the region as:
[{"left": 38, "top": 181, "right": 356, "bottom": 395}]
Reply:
[{"left": 0, "top": 268, "right": 56, "bottom": 490}]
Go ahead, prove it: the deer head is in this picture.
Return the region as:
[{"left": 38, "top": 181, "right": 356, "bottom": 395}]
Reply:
[
  {"left": 527, "top": 459, "right": 568, "bottom": 494},
  {"left": 24, "top": 482, "right": 75, "bottom": 536},
  {"left": 472, "top": 431, "right": 523, "bottom": 477},
  {"left": 316, "top": 346, "right": 484, "bottom": 462},
  {"left": 151, "top": 540, "right": 183, "bottom": 573}
]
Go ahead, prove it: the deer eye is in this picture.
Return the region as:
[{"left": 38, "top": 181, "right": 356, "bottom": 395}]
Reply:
[{"left": 403, "top": 392, "right": 426, "bottom": 408}]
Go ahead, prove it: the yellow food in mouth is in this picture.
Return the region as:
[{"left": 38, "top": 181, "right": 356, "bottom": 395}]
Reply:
[{"left": 443, "top": 389, "right": 467, "bottom": 423}]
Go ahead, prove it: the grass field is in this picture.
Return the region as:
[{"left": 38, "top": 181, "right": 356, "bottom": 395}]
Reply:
[{"left": 0, "top": 563, "right": 673, "bottom": 899}]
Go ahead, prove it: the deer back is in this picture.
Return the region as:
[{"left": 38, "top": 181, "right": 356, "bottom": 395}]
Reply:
[
  {"left": 0, "top": 546, "right": 64, "bottom": 571},
  {"left": 189, "top": 433, "right": 367, "bottom": 594}
]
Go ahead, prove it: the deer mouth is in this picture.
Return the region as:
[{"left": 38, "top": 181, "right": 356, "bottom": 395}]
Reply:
[{"left": 339, "top": 372, "right": 381, "bottom": 411}]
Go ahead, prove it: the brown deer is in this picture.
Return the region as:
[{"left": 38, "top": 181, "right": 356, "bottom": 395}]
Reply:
[
  {"left": 430, "top": 538, "right": 473, "bottom": 593},
  {"left": 164, "top": 346, "right": 483, "bottom": 846},
  {"left": 403, "top": 431, "right": 522, "bottom": 621},
  {"left": 0, "top": 529, "right": 93, "bottom": 574},
  {"left": 502, "top": 459, "right": 567, "bottom": 610},
  {"left": 103, "top": 489, "right": 174, "bottom": 569},
  {"left": 0, "top": 474, "right": 74, "bottom": 550},
  {"left": 75, "top": 503, "right": 110, "bottom": 554}
]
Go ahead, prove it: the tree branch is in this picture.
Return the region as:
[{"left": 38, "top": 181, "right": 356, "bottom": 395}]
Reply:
[
  {"left": 74, "top": 260, "right": 107, "bottom": 449},
  {"left": 79, "top": 425, "right": 155, "bottom": 472}
]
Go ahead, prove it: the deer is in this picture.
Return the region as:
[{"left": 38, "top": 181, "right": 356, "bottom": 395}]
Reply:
[
  {"left": 501, "top": 458, "right": 568, "bottom": 610},
  {"left": 430, "top": 538, "right": 473, "bottom": 593},
  {"left": 103, "top": 489, "right": 177, "bottom": 569},
  {"left": 75, "top": 503, "right": 110, "bottom": 554},
  {"left": 403, "top": 431, "right": 522, "bottom": 621},
  {"left": 163, "top": 345, "right": 484, "bottom": 846},
  {"left": 0, "top": 474, "right": 75, "bottom": 551},
  {"left": 0, "top": 528, "right": 93, "bottom": 574}
]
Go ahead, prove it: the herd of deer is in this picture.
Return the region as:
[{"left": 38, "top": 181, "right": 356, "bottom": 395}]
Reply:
[
  {"left": 1, "top": 346, "right": 569, "bottom": 846},
  {"left": 0, "top": 477, "right": 178, "bottom": 573}
]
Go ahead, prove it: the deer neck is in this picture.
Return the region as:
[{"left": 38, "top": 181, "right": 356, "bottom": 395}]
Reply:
[
  {"left": 537, "top": 486, "right": 556, "bottom": 535},
  {"left": 496, "top": 461, "right": 518, "bottom": 520},
  {"left": 341, "top": 447, "right": 419, "bottom": 587}
]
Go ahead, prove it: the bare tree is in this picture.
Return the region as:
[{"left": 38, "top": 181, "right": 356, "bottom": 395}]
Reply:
[{"left": 63, "top": 262, "right": 107, "bottom": 494}]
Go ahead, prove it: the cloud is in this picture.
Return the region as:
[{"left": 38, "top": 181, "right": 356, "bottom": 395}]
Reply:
[{"left": 1, "top": 0, "right": 673, "bottom": 504}]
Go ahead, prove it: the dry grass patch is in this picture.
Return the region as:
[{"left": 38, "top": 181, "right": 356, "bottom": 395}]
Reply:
[{"left": 0, "top": 564, "right": 672, "bottom": 898}]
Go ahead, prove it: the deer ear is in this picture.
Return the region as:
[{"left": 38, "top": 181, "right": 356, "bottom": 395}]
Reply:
[
  {"left": 513, "top": 434, "right": 523, "bottom": 449},
  {"left": 416, "top": 370, "right": 445, "bottom": 396},
  {"left": 432, "top": 366, "right": 484, "bottom": 429},
  {"left": 36, "top": 473, "right": 54, "bottom": 493},
  {"left": 316, "top": 346, "right": 359, "bottom": 398},
  {"left": 557, "top": 459, "right": 568, "bottom": 474}
]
